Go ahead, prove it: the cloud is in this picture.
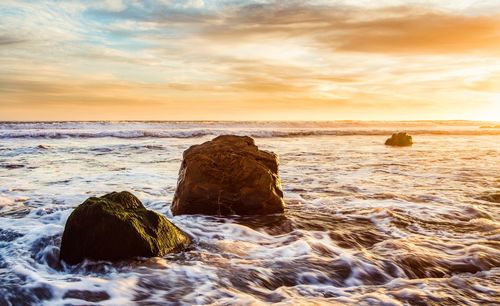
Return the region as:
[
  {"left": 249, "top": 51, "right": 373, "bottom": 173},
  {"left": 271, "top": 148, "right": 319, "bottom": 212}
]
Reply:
[
  {"left": 1, "top": 0, "right": 500, "bottom": 120},
  {"left": 0, "top": 35, "right": 27, "bottom": 46},
  {"left": 90, "top": 0, "right": 127, "bottom": 12},
  {"left": 194, "top": 3, "right": 500, "bottom": 55},
  {"left": 332, "top": 11, "right": 500, "bottom": 54}
]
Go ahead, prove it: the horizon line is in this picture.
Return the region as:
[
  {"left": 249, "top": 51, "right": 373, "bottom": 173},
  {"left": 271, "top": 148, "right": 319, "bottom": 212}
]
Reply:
[{"left": 0, "top": 119, "right": 498, "bottom": 123}]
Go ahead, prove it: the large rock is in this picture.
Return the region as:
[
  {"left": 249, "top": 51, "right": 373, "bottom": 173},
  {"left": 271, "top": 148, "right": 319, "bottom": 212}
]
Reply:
[
  {"left": 60, "top": 191, "right": 190, "bottom": 264},
  {"left": 171, "top": 135, "right": 285, "bottom": 216},
  {"left": 385, "top": 132, "right": 413, "bottom": 147}
]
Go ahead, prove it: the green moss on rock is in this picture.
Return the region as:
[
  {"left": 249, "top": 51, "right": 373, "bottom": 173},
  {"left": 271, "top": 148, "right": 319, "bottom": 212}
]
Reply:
[{"left": 59, "top": 191, "right": 190, "bottom": 264}]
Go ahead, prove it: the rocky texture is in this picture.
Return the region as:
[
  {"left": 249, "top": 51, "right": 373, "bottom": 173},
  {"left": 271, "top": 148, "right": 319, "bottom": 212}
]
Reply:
[
  {"left": 479, "top": 192, "right": 500, "bottom": 203},
  {"left": 385, "top": 132, "right": 413, "bottom": 147},
  {"left": 171, "top": 135, "right": 285, "bottom": 216},
  {"left": 59, "top": 191, "right": 190, "bottom": 264},
  {"left": 63, "top": 290, "right": 111, "bottom": 302}
]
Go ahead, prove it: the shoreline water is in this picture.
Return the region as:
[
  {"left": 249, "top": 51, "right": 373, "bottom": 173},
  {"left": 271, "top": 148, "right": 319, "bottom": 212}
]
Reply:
[
  {"left": 0, "top": 122, "right": 499, "bottom": 305},
  {"left": 1, "top": 121, "right": 500, "bottom": 140}
]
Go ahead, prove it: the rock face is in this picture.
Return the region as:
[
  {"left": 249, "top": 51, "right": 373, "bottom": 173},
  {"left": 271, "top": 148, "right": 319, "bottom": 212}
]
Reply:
[
  {"left": 385, "top": 132, "right": 413, "bottom": 147},
  {"left": 479, "top": 193, "right": 500, "bottom": 203},
  {"left": 171, "top": 135, "right": 285, "bottom": 216},
  {"left": 59, "top": 191, "right": 190, "bottom": 264}
]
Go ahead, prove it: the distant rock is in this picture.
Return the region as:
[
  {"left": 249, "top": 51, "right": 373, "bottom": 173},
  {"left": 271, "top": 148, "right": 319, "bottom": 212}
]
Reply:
[
  {"left": 37, "top": 145, "right": 49, "bottom": 149},
  {"left": 59, "top": 191, "right": 190, "bottom": 264},
  {"left": 385, "top": 132, "right": 413, "bottom": 147},
  {"left": 171, "top": 135, "right": 285, "bottom": 216}
]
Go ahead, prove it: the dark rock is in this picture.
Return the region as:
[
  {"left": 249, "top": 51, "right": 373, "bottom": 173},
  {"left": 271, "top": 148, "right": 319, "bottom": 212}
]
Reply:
[
  {"left": 171, "top": 135, "right": 284, "bottom": 216},
  {"left": 32, "top": 285, "right": 53, "bottom": 301},
  {"left": 2, "top": 164, "right": 24, "bottom": 169},
  {"left": 385, "top": 132, "right": 413, "bottom": 147},
  {"left": 59, "top": 191, "right": 190, "bottom": 264},
  {"left": 0, "top": 273, "right": 53, "bottom": 305},
  {"left": 63, "top": 290, "right": 110, "bottom": 302},
  {"left": 31, "top": 235, "right": 62, "bottom": 270},
  {"left": 0, "top": 229, "right": 23, "bottom": 242}
]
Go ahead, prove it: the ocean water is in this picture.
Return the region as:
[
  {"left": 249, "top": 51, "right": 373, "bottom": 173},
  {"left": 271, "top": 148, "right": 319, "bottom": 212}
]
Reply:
[{"left": 0, "top": 121, "right": 499, "bottom": 305}]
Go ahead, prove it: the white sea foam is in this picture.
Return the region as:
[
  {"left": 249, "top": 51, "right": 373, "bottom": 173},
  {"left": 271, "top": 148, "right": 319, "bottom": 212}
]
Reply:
[
  {"left": 0, "top": 121, "right": 499, "bottom": 305},
  {"left": 0, "top": 121, "right": 499, "bottom": 140}
]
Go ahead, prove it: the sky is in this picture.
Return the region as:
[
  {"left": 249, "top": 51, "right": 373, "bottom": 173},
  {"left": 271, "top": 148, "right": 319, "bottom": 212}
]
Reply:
[{"left": 1, "top": 0, "right": 499, "bottom": 121}]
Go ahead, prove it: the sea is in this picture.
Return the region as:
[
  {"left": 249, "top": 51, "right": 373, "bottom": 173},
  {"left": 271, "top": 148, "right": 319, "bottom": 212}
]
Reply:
[{"left": 0, "top": 121, "right": 499, "bottom": 305}]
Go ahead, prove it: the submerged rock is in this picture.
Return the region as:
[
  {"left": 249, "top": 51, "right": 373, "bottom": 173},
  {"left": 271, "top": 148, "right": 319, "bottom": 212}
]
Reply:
[
  {"left": 385, "top": 132, "right": 413, "bottom": 147},
  {"left": 59, "top": 191, "right": 190, "bottom": 264},
  {"left": 171, "top": 135, "right": 285, "bottom": 216},
  {"left": 1, "top": 164, "right": 24, "bottom": 169},
  {"left": 63, "top": 290, "right": 110, "bottom": 302}
]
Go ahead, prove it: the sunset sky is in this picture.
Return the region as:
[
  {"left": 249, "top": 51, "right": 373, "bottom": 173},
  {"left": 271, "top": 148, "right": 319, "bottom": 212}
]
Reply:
[{"left": 1, "top": 0, "right": 499, "bottom": 121}]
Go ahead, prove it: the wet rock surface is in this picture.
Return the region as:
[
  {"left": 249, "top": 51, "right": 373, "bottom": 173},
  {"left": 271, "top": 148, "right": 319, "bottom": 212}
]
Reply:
[
  {"left": 59, "top": 191, "right": 191, "bottom": 264},
  {"left": 63, "top": 290, "right": 111, "bottom": 302},
  {"left": 172, "top": 135, "right": 285, "bottom": 216},
  {"left": 385, "top": 132, "right": 413, "bottom": 146},
  {"left": 0, "top": 229, "right": 23, "bottom": 243}
]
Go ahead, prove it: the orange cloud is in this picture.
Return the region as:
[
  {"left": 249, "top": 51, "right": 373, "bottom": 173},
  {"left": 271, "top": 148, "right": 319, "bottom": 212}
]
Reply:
[
  {"left": 1, "top": 1, "right": 499, "bottom": 120},
  {"left": 199, "top": 4, "right": 500, "bottom": 55},
  {"left": 334, "top": 12, "right": 500, "bottom": 54}
]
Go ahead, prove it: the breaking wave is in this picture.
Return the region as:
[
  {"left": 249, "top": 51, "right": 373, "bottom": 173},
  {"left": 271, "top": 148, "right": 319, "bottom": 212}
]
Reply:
[
  {"left": 1, "top": 128, "right": 500, "bottom": 139},
  {"left": 0, "top": 121, "right": 499, "bottom": 305}
]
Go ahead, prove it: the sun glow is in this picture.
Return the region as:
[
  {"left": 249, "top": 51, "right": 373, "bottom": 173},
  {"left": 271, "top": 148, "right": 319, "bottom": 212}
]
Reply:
[
  {"left": 488, "top": 98, "right": 500, "bottom": 121},
  {"left": 1, "top": 1, "right": 500, "bottom": 121}
]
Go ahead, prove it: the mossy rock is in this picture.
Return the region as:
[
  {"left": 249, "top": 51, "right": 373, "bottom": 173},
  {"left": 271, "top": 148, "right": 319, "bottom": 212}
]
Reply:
[
  {"left": 385, "top": 132, "right": 413, "bottom": 147},
  {"left": 59, "top": 191, "right": 190, "bottom": 264}
]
